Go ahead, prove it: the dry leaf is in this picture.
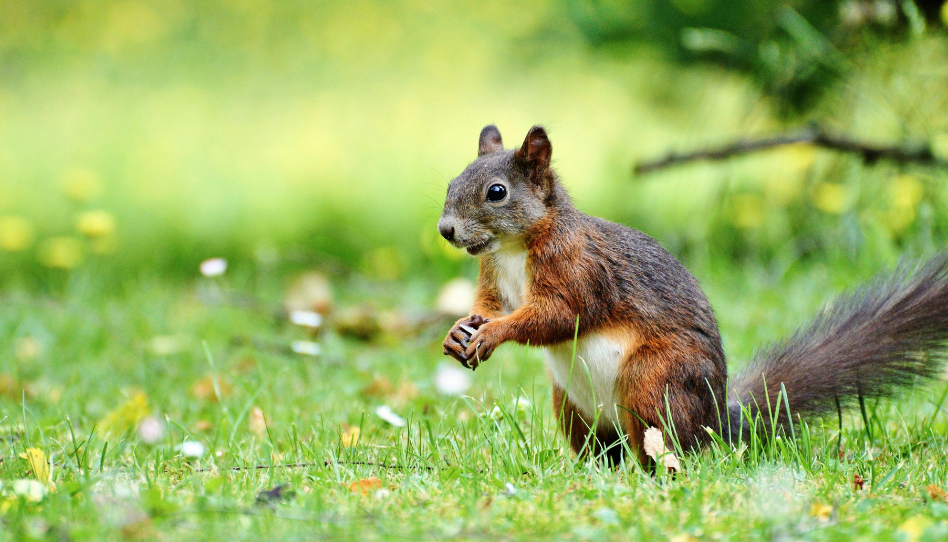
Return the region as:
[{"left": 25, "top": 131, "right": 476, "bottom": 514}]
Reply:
[
  {"left": 334, "top": 305, "right": 382, "bottom": 341},
  {"left": 361, "top": 376, "right": 394, "bottom": 398},
  {"left": 283, "top": 272, "right": 333, "bottom": 315},
  {"left": 0, "top": 374, "right": 19, "bottom": 399},
  {"left": 341, "top": 425, "right": 360, "bottom": 448},
  {"left": 394, "top": 381, "right": 419, "bottom": 404},
  {"left": 927, "top": 484, "right": 946, "bottom": 501},
  {"left": 853, "top": 473, "right": 865, "bottom": 491},
  {"left": 898, "top": 515, "right": 933, "bottom": 542},
  {"left": 809, "top": 501, "right": 833, "bottom": 523},
  {"left": 360, "top": 376, "right": 417, "bottom": 406},
  {"left": 19, "top": 448, "right": 55, "bottom": 490},
  {"left": 101, "top": 391, "right": 150, "bottom": 435},
  {"left": 348, "top": 477, "right": 383, "bottom": 494},
  {"left": 642, "top": 427, "right": 680, "bottom": 473},
  {"left": 191, "top": 375, "right": 232, "bottom": 402},
  {"left": 193, "top": 419, "right": 213, "bottom": 432},
  {"left": 248, "top": 407, "right": 268, "bottom": 438}
]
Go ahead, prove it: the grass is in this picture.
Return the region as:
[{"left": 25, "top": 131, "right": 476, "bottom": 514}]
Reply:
[{"left": 1, "top": 258, "right": 947, "bottom": 541}]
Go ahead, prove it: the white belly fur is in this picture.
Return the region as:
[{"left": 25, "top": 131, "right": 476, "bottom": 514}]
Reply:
[
  {"left": 545, "top": 334, "right": 624, "bottom": 426},
  {"left": 492, "top": 244, "right": 528, "bottom": 313},
  {"left": 490, "top": 244, "right": 623, "bottom": 426}
]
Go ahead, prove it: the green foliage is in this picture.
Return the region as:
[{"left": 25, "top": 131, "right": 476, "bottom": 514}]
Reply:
[{"left": 566, "top": 0, "right": 947, "bottom": 113}]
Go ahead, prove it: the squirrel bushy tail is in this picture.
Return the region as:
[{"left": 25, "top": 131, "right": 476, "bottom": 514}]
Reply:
[{"left": 727, "top": 255, "right": 948, "bottom": 438}]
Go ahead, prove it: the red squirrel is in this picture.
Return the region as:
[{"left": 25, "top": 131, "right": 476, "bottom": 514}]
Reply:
[{"left": 438, "top": 124, "right": 948, "bottom": 463}]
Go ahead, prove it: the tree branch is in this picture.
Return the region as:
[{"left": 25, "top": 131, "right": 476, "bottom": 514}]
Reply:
[{"left": 633, "top": 127, "right": 946, "bottom": 175}]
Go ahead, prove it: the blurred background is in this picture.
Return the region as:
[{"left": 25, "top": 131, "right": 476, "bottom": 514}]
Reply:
[{"left": 1, "top": 0, "right": 948, "bottom": 307}]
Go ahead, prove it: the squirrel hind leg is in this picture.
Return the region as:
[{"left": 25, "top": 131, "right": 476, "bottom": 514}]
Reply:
[{"left": 552, "top": 384, "right": 627, "bottom": 466}]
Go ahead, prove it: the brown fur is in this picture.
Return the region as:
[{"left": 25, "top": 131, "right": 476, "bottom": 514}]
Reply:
[
  {"left": 440, "top": 125, "right": 726, "bottom": 460},
  {"left": 440, "top": 124, "right": 948, "bottom": 464}
]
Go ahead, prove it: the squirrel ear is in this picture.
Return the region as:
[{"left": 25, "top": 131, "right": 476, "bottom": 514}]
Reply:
[
  {"left": 478, "top": 125, "right": 504, "bottom": 156},
  {"left": 515, "top": 125, "right": 552, "bottom": 184}
]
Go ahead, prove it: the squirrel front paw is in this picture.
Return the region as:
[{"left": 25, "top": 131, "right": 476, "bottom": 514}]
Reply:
[
  {"left": 443, "top": 314, "right": 487, "bottom": 369},
  {"left": 462, "top": 321, "right": 505, "bottom": 369}
]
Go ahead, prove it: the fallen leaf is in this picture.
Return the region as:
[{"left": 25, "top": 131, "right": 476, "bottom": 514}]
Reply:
[
  {"left": 248, "top": 407, "right": 268, "bottom": 438},
  {"left": 809, "top": 501, "right": 833, "bottom": 523},
  {"left": 283, "top": 272, "right": 333, "bottom": 315},
  {"left": 193, "top": 419, "right": 213, "bottom": 432},
  {"left": 19, "top": 448, "right": 55, "bottom": 490},
  {"left": 191, "top": 375, "right": 232, "bottom": 402},
  {"left": 361, "top": 376, "right": 393, "bottom": 398},
  {"left": 853, "top": 473, "right": 865, "bottom": 491},
  {"left": 101, "top": 391, "right": 150, "bottom": 435},
  {"left": 927, "top": 484, "right": 946, "bottom": 501},
  {"left": 334, "top": 305, "right": 382, "bottom": 341},
  {"left": 898, "top": 515, "right": 933, "bottom": 542},
  {"left": 393, "top": 381, "right": 419, "bottom": 404},
  {"left": 348, "top": 477, "right": 383, "bottom": 494},
  {"left": 642, "top": 427, "right": 680, "bottom": 473},
  {"left": 341, "top": 425, "right": 360, "bottom": 448}
]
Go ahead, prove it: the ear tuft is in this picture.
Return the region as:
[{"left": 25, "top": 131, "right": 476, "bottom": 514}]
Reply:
[
  {"left": 478, "top": 125, "right": 504, "bottom": 156},
  {"left": 515, "top": 126, "right": 552, "bottom": 184}
]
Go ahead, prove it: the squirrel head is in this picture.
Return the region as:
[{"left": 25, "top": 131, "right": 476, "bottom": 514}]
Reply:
[{"left": 438, "top": 125, "right": 558, "bottom": 255}]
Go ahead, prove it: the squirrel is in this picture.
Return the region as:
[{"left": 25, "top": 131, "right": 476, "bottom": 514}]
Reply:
[{"left": 438, "top": 124, "right": 948, "bottom": 464}]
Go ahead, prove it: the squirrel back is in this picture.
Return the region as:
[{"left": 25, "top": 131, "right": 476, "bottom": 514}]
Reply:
[{"left": 439, "top": 124, "right": 948, "bottom": 462}]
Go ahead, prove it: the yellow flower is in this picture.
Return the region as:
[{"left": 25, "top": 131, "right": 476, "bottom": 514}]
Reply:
[
  {"left": 812, "top": 182, "right": 852, "bottom": 214},
  {"left": 38, "top": 237, "right": 84, "bottom": 269},
  {"left": 76, "top": 210, "right": 116, "bottom": 238},
  {"left": 898, "top": 515, "right": 933, "bottom": 542},
  {"left": 890, "top": 175, "right": 924, "bottom": 209},
  {"left": 0, "top": 216, "right": 35, "bottom": 251},
  {"left": 728, "top": 194, "right": 765, "bottom": 229},
  {"left": 942, "top": 1, "right": 948, "bottom": 27},
  {"left": 60, "top": 168, "right": 102, "bottom": 203},
  {"left": 933, "top": 132, "right": 948, "bottom": 161}
]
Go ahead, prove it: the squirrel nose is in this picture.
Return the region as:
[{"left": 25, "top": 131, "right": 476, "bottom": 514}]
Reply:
[{"left": 439, "top": 224, "right": 455, "bottom": 242}]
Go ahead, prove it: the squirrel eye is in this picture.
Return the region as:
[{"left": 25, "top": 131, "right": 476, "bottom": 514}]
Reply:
[{"left": 486, "top": 183, "right": 508, "bottom": 202}]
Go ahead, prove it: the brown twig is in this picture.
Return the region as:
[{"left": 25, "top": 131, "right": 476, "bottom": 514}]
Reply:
[{"left": 633, "top": 127, "right": 945, "bottom": 175}]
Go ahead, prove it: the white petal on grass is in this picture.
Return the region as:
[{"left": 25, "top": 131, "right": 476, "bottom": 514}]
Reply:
[
  {"left": 289, "top": 310, "right": 323, "bottom": 329},
  {"left": 12, "top": 479, "right": 47, "bottom": 501},
  {"left": 434, "top": 363, "right": 471, "bottom": 395},
  {"left": 136, "top": 416, "right": 165, "bottom": 444},
  {"left": 512, "top": 396, "right": 531, "bottom": 413},
  {"left": 375, "top": 405, "right": 406, "bottom": 427},
  {"left": 642, "top": 426, "right": 680, "bottom": 473},
  {"left": 176, "top": 440, "right": 206, "bottom": 458},
  {"left": 199, "top": 258, "right": 228, "bottom": 277},
  {"left": 290, "top": 340, "right": 321, "bottom": 356}
]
